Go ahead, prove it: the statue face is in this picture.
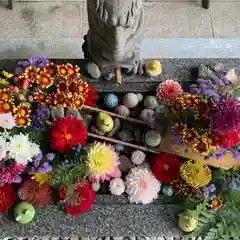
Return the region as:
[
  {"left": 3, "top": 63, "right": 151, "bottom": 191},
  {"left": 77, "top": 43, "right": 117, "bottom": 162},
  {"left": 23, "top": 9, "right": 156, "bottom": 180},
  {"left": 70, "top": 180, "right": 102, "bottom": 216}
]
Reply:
[{"left": 87, "top": 0, "right": 143, "bottom": 61}]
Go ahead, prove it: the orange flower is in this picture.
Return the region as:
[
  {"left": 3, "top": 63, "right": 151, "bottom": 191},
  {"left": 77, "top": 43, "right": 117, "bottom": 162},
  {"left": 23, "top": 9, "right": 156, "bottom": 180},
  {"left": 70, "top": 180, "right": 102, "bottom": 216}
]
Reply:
[
  {"left": 15, "top": 115, "right": 31, "bottom": 127},
  {"left": 170, "top": 97, "right": 184, "bottom": 112},
  {"left": 56, "top": 64, "right": 80, "bottom": 79},
  {"left": 14, "top": 103, "right": 31, "bottom": 117},
  {"left": 52, "top": 93, "right": 68, "bottom": 107},
  {"left": 0, "top": 88, "right": 13, "bottom": 102},
  {"left": 43, "top": 62, "right": 56, "bottom": 75},
  {"left": 34, "top": 90, "right": 51, "bottom": 104},
  {"left": 171, "top": 178, "right": 194, "bottom": 198},
  {"left": 37, "top": 72, "right": 54, "bottom": 88},
  {"left": 56, "top": 80, "right": 68, "bottom": 93},
  {"left": 209, "top": 199, "right": 223, "bottom": 209},
  {"left": 180, "top": 128, "right": 198, "bottom": 143},
  {"left": 21, "top": 66, "right": 40, "bottom": 84},
  {"left": 192, "top": 137, "right": 211, "bottom": 155},
  {"left": 183, "top": 94, "right": 201, "bottom": 108},
  {"left": 0, "top": 102, "right": 14, "bottom": 114}
]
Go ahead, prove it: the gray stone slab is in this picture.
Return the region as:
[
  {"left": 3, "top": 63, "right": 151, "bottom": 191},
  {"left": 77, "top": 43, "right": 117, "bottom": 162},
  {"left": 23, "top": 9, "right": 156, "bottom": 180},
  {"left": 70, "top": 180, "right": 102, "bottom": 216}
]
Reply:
[
  {"left": 211, "top": 2, "right": 240, "bottom": 37},
  {"left": 143, "top": 2, "right": 212, "bottom": 37}
]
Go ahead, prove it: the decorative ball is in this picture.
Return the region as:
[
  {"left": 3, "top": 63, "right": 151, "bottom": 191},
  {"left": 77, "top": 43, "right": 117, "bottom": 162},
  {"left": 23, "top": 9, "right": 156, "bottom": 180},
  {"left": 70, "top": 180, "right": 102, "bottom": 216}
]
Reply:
[
  {"left": 115, "top": 105, "right": 130, "bottom": 117},
  {"left": 178, "top": 211, "right": 198, "bottom": 233},
  {"left": 104, "top": 94, "right": 118, "bottom": 109},
  {"left": 109, "top": 178, "right": 125, "bottom": 195},
  {"left": 14, "top": 202, "right": 35, "bottom": 224},
  {"left": 123, "top": 93, "right": 139, "bottom": 108},
  {"left": 131, "top": 150, "right": 146, "bottom": 165},
  {"left": 91, "top": 182, "right": 101, "bottom": 192},
  {"left": 162, "top": 185, "right": 174, "bottom": 196},
  {"left": 140, "top": 109, "right": 154, "bottom": 122},
  {"left": 96, "top": 112, "right": 114, "bottom": 133},
  {"left": 144, "top": 130, "right": 161, "bottom": 147},
  {"left": 145, "top": 60, "right": 162, "bottom": 77},
  {"left": 115, "top": 143, "right": 125, "bottom": 152},
  {"left": 144, "top": 96, "right": 159, "bottom": 110},
  {"left": 136, "top": 93, "right": 143, "bottom": 102}
]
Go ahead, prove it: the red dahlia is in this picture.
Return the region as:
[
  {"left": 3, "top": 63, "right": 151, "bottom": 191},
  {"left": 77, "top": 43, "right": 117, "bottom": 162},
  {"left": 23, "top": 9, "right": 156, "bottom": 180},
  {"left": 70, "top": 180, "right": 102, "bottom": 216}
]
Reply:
[
  {"left": 50, "top": 115, "right": 87, "bottom": 152},
  {"left": 0, "top": 184, "right": 15, "bottom": 212},
  {"left": 59, "top": 180, "right": 94, "bottom": 216},
  {"left": 85, "top": 85, "right": 97, "bottom": 106},
  {"left": 151, "top": 153, "right": 181, "bottom": 183}
]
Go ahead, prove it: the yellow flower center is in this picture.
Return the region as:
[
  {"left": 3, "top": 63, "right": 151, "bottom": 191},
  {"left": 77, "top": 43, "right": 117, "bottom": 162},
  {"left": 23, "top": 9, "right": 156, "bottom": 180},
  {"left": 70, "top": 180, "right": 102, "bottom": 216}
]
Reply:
[
  {"left": 17, "top": 117, "right": 26, "bottom": 125},
  {"left": 60, "top": 69, "right": 66, "bottom": 75},
  {"left": 3, "top": 103, "right": 11, "bottom": 110},
  {"left": 163, "top": 164, "right": 169, "bottom": 170},
  {"left": 65, "top": 133, "right": 72, "bottom": 141},
  {"left": 16, "top": 143, "right": 22, "bottom": 151},
  {"left": 19, "top": 109, "right": 26, "bottom": 116}
]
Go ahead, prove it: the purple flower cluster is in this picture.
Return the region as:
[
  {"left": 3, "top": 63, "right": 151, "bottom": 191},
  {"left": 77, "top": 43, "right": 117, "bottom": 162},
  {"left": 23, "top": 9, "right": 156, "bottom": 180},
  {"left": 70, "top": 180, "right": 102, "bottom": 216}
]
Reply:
[
  {"left": 227, "top": 174, "right": 240, "bottom": 190},
  {"left": 15, "top": 56, "right": 49, "bottom": 75},
  {"left": 209, "top": 98, "right": 240, "bottom": 132},
  {"left": 197, "top": 183, "right": 217, "bottom": 200},
  {"left": 30, "top": 106, "right": 50, "bottom": 129},
  {"left": 190, "top": 65, "right": 231, "bottom": 100},
  {"left": 27, "top": 152, "right": 55, "bottom": 174}
]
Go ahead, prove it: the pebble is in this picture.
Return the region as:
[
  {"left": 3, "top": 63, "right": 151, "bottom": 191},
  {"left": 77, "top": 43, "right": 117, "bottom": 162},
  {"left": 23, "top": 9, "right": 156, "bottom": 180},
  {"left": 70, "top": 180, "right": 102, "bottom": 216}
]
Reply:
[
  {"left": 140, "top": 109, "right": 155, "bottom": 122},
  {"left": 65, "top": 108, "right": 82, "bottom": 120},
  {"left": 104, "top": 94, "right": 118, "bottom": 109},
  {"left": 85, "top": 61, "right": 101, "bottom": 79},
  {"left": 50, "top": 107, "right": 64, "bottom": 120},
  {"left": 144, "top": 130, "right": 161, "bottom": 147},
  {"left": 91, "top": 182, "right": 101, "bottom": 192},
  {"left": 82, "top": 114, "right": 92, "bottom": 128},
  {"left": 214, "top": 62, "right": 225, "bottom": 72},
  {"left": 115, "top": 105, "right": 130, "bottom": 117},
  {"left": 107, "top": 118, "right": 121, "bottom": 137},
  {"left": 119, "top": 155, "right": 133, "bottom": 173},
  {"left": 122, "top": 122, "right": 133, "bottom": 131},
  {"left": 115, "top": 143, "right": 125, "bottom": 152},
  {"left": 118, "top": 129, "right": 134, "bottom": 142},
  {"left": 134, "top": 129, "right": 141, "bottom": 142},
  {"left": 162, "top": 185, "right": 174, "bottom": 196},
  {"left": 136, "top": 93, "right": 143, "bottom": 102},
  {"left": 103, "top": 71, "right": 114, "bottom": 81},
  {"left": 131, "top": 150, "right": 146, "bottom": 165},
  {"left": 123, "top": 93, "right": 139, "bottom": 108},
  {"left": 144, "top": 96, "right": 159, "bottom": 110},
  {"left": 90, "top": 125, "right": 105, "bottom": 135}
]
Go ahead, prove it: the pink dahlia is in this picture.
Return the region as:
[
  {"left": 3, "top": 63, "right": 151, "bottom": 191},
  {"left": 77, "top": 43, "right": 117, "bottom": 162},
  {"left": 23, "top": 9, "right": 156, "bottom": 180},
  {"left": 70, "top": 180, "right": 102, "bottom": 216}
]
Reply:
[
  {"left": 0, "top": 161, "right": 25, "bottom": 185},
  {"left": 156, "top": 80, "right": 183, "bottom": 102}
]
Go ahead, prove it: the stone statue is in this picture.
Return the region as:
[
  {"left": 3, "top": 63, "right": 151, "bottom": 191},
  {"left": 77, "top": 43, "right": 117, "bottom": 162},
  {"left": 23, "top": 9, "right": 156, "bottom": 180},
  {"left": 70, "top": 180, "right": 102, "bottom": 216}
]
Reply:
[{"left": 82, "top": 0, "right": 144, "bottom": 81}]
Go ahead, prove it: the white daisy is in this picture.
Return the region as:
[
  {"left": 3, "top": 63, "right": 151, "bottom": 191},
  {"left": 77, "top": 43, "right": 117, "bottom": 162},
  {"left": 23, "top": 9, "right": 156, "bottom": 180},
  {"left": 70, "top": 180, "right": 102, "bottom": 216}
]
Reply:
[
  {"left": 0, "top": 136, "right": 7, "bottom": 160},
  {"left": 0, "top": 113, "right": 16, "bottom": 129},
  {"left": 7, "top": 133, "right": 31, "bottom": 164},
  {"left": 29, "top": 142, "right": 41, "bottom": 158}
]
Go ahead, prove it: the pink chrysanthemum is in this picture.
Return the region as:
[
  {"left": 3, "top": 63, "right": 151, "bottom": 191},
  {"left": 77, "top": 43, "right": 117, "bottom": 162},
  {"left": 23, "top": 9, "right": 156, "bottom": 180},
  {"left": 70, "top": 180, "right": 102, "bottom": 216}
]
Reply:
[
  {"left": 0, "top": 161, "right": 25, "bottom": 184},
  {"left": 156, "top": 79, "right": 183, "bottom": 102},
  {"left": 125, "top": 166, "right": 161, "bottom": 204},
  {"left": 109, "top": 178, "right": 125, "bottom": 196}
]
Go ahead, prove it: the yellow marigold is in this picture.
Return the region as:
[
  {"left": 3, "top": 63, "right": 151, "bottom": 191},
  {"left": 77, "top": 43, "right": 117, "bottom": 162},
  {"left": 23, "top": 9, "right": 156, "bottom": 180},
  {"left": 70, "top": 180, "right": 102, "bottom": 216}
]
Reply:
[
  {"left": 32, "top": 172, "right": 50, "bottom": 185},
  {"left": 180, "top": 160, "right": 211, "bottom": 189}
]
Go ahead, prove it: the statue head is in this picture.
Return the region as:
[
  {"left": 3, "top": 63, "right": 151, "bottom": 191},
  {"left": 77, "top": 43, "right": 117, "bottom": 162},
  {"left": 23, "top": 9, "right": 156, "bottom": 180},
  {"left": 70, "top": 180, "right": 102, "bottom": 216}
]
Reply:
[{"left": 87, "top": 0, "right": 143, "bottom": 62}]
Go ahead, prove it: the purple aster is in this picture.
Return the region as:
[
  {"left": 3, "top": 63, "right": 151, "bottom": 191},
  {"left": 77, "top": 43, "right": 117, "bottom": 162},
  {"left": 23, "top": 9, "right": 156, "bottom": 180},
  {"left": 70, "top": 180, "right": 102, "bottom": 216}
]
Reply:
[
  {"left": 202, "top": 187, "right": 209, "bottom": 198},
  {"left": 28, "top": 56, "right": 49, "bottom": 68},
  {"left": 209, "top": 193, "right": 216, "bottom": 200},
  {"left": 46, "top": 153, "right": 55, "bottom": 161},
  {"left": 15, "top": 60, "right": 30, "bottom": 75},
  {"left": 209, "top": 98, "right": 240, "bottom": 132},
  {"left": 35, "top": 152, "right": 43, "bottom": 161},
  {"left": 216, "top": 153, "right": 224, "bottom": 160},
  {"left": 208, "top": 183, "right": 216, "bottom": 193}
]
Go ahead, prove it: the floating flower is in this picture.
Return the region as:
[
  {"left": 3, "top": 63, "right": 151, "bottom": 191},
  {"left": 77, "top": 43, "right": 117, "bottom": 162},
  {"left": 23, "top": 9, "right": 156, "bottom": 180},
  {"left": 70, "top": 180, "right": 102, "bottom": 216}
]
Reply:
[
  {"left": 58, "top": 180, "right": 94, "bottom": 216},
  {"left": 0, "top": 113, "right": 16, "bottom": 129},
  {"left": 192, "top": 137, "right": 211, "bottom": 155},
  {"left": 180, "top": 127, "right": 198, "bottom": 144},
  {"left": 56, "top": 63, "right": 80, "bottom": 79},
  {"left": 15, "top": 115, "right": 31, "bottom": 128},
  {"left": 156, "top": 80, "right": 183, "bottom": 102},
  {"left": 17, "top": 179, "right": 52, "bottom": 207},
  {"left": 52, "top": 93, "right": 68, "bottom": 107},
  {"left": 0, "top": 88, "right": 13, "bottom": 102},
  {"left": 37, "top": 72, "right": 54, "bottom": 88},
  {"left": 170, "top": 97, "right": 184, "bottom": 113},
  {"left": 86, "top": 142, "right": 119, "bottom": 182},
  {"left": 125, "top": 166, "right": 161, "bottom": 204},
  {"left": 151, "top": 154, "right": 181, "bottom": 183},
  {"left": 21, "top": 66, "right": 40, "bottom": 84},
  {"left": 0, "top": 101, "right": 14, "bottom": 114},
  {"left": 14, "top": 104, "right": 31, "bottom": 117},
  {"left": 85, "top": 84, "right": 97, "bottom": 106},
  {"left": 43, "top": 62, "right": 56, "bottom": 75},
  {"left": 131, "top": 150, "right": 146, "bottom": 165},
  {"left": 180, "top": 160, "right": 211, "bottom": 189},
  {"left": 34, "top": 90, "right": 51, "bottom": 104},
  {"left": 50, "top": 116, "right": 87, "bottom": 152},
  {"left": 0, "top": 136, "right": 7, "bottom": 159},
  {"left": 109, "top": 178, "right": 125, "bottom": 196},
  {"left": 28, "top": 56, "right": 49, "bottom": 68},
  {"left": 0, "top": 184, "right": 15, "bottom": 212},
  {"left": 209, "top": 199, "right": 223, "bottom": 209},
  {"left": 171, "top": 178, "right": 194, "bottom": 198},
  {"left": 31, "top": 172, "right": 50, "bottom": 185},
  {"left": 209, "top": 98, "right": 240, "bottom": 132},
  {"left": 0, "top": 161, "right": 25, "bottom": 184}
]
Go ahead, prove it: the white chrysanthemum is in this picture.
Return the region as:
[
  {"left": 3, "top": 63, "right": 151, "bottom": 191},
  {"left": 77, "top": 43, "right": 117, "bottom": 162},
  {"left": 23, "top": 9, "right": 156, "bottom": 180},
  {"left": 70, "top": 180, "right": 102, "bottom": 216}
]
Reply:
[
  {"left": 0, "top": 136, "right": 7, "bottom": 160},
  {"left": 29, "top": 142, "right": 41, "bottom": 158},
  {"left": 7, "top": 133, "right": 33, "bottom": 164},
  {"left": 125, "top": 166, "right": 161, "bottom": 204},
  {"left": 109, "top": 178, "right": 125, "bottom": 196},
  {"left": 0, "top": 113, "right": 16, "bottom": 129}
]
